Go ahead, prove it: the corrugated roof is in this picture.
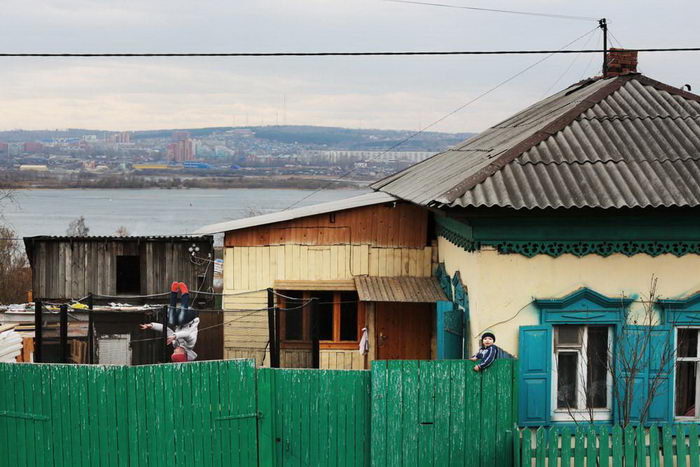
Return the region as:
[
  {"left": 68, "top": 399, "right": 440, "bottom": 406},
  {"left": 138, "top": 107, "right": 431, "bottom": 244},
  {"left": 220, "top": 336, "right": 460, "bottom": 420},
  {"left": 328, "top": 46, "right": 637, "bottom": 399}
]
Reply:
[
  {"left": 372, "top": 74, "right": 700, "bottom": 210},
  {"left": 194, "top": 191, "right": 396, "bottom": 234},
  {"left": 354, "top": 276, "right": 448, "bottom": 303}
]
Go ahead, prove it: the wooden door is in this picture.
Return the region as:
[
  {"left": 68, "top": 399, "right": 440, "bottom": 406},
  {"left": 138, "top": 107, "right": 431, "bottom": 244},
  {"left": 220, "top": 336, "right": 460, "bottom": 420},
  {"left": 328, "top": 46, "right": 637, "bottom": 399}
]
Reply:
[{"left": 375, "top": 302, "right": 432, "bottom": 360}]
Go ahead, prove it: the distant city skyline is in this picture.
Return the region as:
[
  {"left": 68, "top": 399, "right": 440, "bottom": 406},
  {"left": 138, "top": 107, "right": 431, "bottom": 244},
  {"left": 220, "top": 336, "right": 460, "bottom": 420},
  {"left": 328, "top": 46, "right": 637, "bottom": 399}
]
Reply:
[{"left": 1, "top": 1, "right": 698, "bottom": 133}]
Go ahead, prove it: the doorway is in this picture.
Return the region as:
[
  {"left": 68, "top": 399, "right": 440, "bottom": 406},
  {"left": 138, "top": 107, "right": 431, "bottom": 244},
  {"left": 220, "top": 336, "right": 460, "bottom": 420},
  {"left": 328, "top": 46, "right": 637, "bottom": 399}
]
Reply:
[{"left": 375, "top": 302, "right": 433, "bottom": 360}]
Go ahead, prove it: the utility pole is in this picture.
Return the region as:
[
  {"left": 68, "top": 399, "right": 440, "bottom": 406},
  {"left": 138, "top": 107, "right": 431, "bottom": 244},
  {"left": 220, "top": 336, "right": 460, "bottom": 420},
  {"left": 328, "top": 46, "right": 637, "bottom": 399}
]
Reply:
[{"left": 599, "top": 18, "right": 608, "bottom": 76}]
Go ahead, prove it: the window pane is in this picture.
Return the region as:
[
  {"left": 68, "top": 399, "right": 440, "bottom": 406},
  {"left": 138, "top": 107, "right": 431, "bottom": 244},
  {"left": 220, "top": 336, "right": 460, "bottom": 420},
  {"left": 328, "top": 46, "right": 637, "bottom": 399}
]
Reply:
[
  {"left": 340, "top": 292, "right": 358, "bottom": 341},
  {"left": 675, "top": 361, "right": 697, "bottom": 417},
  {"left": 557, "top": 326, "right": 582, "bottom": 347},
  {"left": 678, "top": 329, "right": 698, "bottom": 358},
  {"left": 283, "top": 291, "right": 304, "bottom": 341},
  {"left": 315, "top": 292, "right": 335, "bottom": 341},
  {"left": 557, "top": 353, "right": 578, "bottom": 409},
  {"left": 586, "top": 326, "right": 609, "bottom": 408}
]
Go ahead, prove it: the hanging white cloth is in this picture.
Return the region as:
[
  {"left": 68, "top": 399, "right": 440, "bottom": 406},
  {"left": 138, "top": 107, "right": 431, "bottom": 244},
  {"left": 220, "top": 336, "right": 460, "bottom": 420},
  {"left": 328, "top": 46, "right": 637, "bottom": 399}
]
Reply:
[{"left": 359, "top": 327, "right": 369, "bottom": 356}]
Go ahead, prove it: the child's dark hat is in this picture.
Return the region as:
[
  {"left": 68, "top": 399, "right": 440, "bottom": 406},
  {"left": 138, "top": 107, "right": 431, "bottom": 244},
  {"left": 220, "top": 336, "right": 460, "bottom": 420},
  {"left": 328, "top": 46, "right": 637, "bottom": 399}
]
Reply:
[{"left": 481, "top": 332, "right": 496, "bottom": 342}]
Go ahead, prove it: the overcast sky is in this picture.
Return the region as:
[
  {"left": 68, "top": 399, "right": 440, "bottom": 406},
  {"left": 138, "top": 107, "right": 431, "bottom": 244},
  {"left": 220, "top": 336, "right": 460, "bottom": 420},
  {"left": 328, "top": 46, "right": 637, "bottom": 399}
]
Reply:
[{"left": 1, "top": 0, "right": 698, "bottom": 133}]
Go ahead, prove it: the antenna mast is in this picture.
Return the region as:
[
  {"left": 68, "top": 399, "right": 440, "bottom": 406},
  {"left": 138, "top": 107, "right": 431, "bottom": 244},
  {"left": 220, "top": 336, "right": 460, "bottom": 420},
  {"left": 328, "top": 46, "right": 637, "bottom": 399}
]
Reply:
[{"left": 599, "top": 18, "right": 608, "bottom": 75}]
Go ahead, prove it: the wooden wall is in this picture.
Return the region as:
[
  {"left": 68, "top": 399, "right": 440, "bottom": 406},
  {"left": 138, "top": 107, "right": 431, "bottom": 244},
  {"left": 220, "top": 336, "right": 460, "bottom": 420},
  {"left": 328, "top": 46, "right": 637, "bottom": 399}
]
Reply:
[
  {"left": 225, "top": 202, "right": 428, "bottom": 249},
  {"left": 28, "top": 238, "right": 213, "bottom": 300},
  {"left": 222, "top": 245, "right": 435, "bottom": 367}
]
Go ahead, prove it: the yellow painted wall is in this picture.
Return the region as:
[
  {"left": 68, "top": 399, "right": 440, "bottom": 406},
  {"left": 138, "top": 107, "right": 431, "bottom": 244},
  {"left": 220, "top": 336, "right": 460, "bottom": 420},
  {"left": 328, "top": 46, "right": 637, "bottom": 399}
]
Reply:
[
  {"left": 439, "top": 238, "right": 700, "bottom": 357},
  {"left": 223, "top": 244, "right": 434, "bottom": 367}
]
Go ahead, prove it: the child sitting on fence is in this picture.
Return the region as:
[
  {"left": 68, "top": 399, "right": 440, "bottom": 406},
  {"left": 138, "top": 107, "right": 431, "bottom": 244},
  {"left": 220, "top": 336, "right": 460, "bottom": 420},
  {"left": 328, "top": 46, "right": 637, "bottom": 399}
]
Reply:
[
  {"left": 139, "top": 281, "right": 199, "bottom": 362},
  {"left": 469, "top": 332, "right": 507, "bottom": 372}
]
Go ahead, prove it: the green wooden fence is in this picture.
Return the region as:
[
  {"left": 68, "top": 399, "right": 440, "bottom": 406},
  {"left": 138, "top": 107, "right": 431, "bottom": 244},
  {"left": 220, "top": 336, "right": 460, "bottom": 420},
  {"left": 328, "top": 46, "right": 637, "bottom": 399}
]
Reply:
[
  {"left": 258, "top": 368, "right": 372, "bottom": 467},
  {"left": 371, "top": 359, "right": 518, "bottom": 467},
  {"left": 0, "top": 360, "right": 259, "bottom": 467},
  {"left": 516, "top": 424, "right": 700, "bottom": 467}
]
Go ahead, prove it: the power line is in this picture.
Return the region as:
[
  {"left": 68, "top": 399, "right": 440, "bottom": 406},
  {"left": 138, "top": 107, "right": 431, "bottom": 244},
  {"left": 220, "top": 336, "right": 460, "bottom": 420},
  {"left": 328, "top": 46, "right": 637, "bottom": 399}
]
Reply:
[
  {"left": 1, "top": 48, "right": 699, "bottom": 57},
  {"left": 384, "top": 0, "right": 598, "bottom": 21},
  {"left": 283, "top": 25, "right": 600, "bottom": 210}
]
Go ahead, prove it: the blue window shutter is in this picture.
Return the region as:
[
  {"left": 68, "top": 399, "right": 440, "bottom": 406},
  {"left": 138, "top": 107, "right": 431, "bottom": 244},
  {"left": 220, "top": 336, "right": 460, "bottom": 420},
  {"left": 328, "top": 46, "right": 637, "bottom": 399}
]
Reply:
[
  {"left": 616, "top": 325, "right": 673, "bottom": 425},
  {"left": 646, "top": 325, "right": 673, "bottom": 424},
  {"left": 616, "top": 325, "right": 647, "bottom": 424},
  {"left": 518, "top": 325, "right": 552, "bottom": 426}
]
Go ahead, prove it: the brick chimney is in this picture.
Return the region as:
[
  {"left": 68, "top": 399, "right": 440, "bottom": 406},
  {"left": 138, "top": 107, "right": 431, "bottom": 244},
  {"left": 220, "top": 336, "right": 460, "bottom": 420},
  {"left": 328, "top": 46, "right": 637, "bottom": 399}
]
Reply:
[{"left": 605, "top": 48, "right": 638, "bottom": 77}]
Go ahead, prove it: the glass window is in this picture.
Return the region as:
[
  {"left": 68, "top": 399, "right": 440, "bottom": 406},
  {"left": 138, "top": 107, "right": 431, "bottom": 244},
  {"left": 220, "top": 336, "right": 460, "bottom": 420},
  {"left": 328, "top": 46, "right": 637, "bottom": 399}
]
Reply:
[
  {"left": 554, "top": 325, "right": 611, "bottom": 414},
  {"left": 316, "top": 292, "right": 335, "bottom": 341},
  {"left": 339, "top": 292, "right": 358, "bottom": 341},
  {"left": 676, "top": 328, "right": 700, "bottom": 419},
  {"left": 283, "top": 291, "right": 304, "bottom": 341}
]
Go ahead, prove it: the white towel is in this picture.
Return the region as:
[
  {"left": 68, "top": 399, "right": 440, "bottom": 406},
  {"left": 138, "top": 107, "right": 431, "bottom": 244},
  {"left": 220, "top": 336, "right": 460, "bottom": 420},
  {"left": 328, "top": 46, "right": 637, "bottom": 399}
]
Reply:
[{"left": 359, "top": 327, "right": 369, "bottom": 356}]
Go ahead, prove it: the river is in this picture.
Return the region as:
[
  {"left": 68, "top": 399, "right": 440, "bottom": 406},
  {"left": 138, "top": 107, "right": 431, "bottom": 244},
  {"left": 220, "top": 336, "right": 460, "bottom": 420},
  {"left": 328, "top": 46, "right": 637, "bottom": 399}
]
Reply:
[{"left": 1, "top": 188, "right": 370, "bottom": 238}]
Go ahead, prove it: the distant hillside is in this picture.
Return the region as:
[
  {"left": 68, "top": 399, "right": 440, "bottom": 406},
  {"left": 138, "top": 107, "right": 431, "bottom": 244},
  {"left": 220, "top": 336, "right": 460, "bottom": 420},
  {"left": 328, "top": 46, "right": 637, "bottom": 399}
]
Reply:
[{"left": 0, "top": 125, "right": 474, "bottom": 151}]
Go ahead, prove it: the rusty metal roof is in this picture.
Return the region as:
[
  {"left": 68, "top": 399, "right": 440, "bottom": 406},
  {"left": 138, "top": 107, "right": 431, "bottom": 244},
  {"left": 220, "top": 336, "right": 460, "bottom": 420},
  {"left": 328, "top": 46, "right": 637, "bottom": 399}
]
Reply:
[
  {"left": 372, "top": 74, "right": 700, "bottom": 210},
  {"left": 354, "top": 276, "right": 447, "bottom": 303}
]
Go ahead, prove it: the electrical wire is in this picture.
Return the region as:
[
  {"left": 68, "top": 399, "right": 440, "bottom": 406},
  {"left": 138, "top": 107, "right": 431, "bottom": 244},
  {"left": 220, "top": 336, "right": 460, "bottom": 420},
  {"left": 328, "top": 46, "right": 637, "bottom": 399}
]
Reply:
[
  {"left": 541, "top": 27, "right": 598, "bottom": 98},
  {"left": 384, "top": 0, "right": 598, "bottom": 21},
  {"left": 283, "top": 25, "right": 600, "bottom": 210},
  {"left": 1, "top": 48, "right": 700, "bottom": 58}
]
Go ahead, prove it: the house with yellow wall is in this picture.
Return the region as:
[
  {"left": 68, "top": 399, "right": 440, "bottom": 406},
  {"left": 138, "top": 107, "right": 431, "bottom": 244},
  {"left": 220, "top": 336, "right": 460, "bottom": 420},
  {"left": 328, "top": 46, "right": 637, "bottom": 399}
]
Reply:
[
  {"left": 373, "top": 52, "right": 700, "bottom": 426},
  {"left": 196, "top": 192, "right": 447, "bottom": 370}
]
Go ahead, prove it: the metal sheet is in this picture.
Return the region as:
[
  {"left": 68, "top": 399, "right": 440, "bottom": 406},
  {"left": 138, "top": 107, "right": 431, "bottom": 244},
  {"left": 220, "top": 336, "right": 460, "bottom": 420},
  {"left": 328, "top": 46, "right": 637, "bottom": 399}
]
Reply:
[
  {"left": 373, "top": 74, "right": 700, "bottom": 210},
  {"left": 354, "top": 276, "right": 447, "bottom": 303}
]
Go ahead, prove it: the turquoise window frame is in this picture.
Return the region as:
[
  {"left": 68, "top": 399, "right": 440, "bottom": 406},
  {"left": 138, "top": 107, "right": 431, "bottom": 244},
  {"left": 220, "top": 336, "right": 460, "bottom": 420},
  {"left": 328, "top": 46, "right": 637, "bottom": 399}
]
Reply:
[{"left": 521, "top": 288, "right": 633, "bottom": 425}]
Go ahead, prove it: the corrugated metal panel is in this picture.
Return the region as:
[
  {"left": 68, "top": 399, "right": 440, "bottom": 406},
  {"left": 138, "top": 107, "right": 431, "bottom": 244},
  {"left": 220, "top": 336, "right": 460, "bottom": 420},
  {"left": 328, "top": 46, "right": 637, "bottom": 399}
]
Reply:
[
  {"left": 354, "top": 276, "right": 447, "bottom": 303},
  {"left": 373, "top": 74, "right": 700, "bottom": 210},
  {"left": 195, "top": 191, "right": 395, "bottom": 234}
]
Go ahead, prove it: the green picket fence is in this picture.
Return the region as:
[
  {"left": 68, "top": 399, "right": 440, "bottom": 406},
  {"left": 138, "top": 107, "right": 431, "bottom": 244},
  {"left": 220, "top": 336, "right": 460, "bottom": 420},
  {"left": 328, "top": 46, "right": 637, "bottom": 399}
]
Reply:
[
  {"left": 516, "top": 424, "right": 700, "bottom": 466},
  {"left": 0, "top": 360, "right": 259, "bottom": 467},
  {"left": 371, "top": 359, "right": 518, "bottom": 467},
  {"left": 258, "top": 368, "right": 372, "bottom": 467}
]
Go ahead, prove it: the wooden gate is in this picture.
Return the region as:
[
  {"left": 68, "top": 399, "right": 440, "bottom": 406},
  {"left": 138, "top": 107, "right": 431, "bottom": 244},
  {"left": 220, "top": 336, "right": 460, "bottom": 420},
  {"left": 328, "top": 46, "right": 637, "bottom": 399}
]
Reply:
[
  {"left": 371, "top": 359, "right": 517, "bottom": 467},
  {"left": 258, "top": 368, "right": 372, "bottom": 467},
  {"left": 0, "top": 360, "right": 258, "bottom": 467}
]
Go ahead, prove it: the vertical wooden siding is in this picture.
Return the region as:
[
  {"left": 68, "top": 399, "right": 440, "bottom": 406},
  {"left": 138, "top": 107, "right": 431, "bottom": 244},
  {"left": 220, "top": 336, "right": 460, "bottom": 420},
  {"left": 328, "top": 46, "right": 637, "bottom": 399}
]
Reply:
[
  {"left": 258, "top": 368, "right": 372, "bottom": 467},
  {"left": 223, "top": 245, "right": 434, "bottom": 365},
  {"left": 225, "top": 202, "right": 428, "bottom": 249},
  {"left": 30, "top": 239, "right": 213, "bottom": 299},
  {"left": 371, "top": 359, "right": 517, "bottom": 467},
  {"left": 0, "top": 360, "right": 258, "bottom": 467}
]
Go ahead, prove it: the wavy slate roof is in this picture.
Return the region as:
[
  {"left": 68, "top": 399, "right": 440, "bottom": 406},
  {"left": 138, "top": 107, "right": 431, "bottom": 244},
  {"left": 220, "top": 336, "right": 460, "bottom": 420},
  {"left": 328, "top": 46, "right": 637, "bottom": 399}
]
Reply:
[{"left": 372, "top": 74, "right": 700, "bottom": 209}]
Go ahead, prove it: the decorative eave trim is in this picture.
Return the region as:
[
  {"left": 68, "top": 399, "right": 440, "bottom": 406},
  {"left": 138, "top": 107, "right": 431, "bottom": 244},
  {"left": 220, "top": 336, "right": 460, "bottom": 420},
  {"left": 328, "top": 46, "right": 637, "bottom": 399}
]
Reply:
[{"left": 494, "top": 240, "right": 700, "bottom": 258}]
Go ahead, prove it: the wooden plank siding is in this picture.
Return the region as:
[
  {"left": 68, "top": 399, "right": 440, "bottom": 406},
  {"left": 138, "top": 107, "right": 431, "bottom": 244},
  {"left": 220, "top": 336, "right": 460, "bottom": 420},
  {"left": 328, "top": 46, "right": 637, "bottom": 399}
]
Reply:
[
  {"left": 224, "top": 202, "right": 428, "bottom": 248},
  {"left": 221, "top": 202, "right": 433, "bottom": 369},
  {"left": 223, "top": 245, "right": 435, "bottom": 367},
  {"left": 27, "top": 237, "right": 213, "bottom": 301}
]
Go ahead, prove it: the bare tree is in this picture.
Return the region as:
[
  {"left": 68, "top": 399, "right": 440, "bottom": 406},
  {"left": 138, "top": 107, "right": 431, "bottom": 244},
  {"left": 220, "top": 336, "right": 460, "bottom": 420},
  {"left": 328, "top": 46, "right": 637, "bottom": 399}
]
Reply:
[
  {"left": 66, "top": 216, "right": 90, "bottom": 236},
  {"left": 0, "top": 225, "right": 31, "bottom": 304},
  {"left": 115, "top": 225, "right": 130, "bottom": 237}
]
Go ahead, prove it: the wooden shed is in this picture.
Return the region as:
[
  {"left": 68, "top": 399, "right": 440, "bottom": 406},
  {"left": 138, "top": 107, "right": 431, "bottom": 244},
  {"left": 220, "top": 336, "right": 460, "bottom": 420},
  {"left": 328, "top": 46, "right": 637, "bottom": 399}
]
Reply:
[
  {"left": 196, "top": 192, "right": 444, "bottom": 369},
  {"left": 24, "top": 235, "right": 214, "bottom": 301}
]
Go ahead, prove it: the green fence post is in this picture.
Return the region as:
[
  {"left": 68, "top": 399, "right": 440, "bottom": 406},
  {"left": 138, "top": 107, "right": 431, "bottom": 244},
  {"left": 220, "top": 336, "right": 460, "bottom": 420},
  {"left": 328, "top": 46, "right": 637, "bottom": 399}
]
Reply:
[
  {"left": 521, "top": 428, "right": 531, "bottom": 467},
  {"left": 678, "top": 425, "right": 688, "bottom": 467},
  {"left": 688, "top": 424, "right": 699, "bottom": 467},
  {"left": 586, "top": 426, "right": 597, "bottom": 466},
  {"left": 534, "top": 427, "right": 545, "bottom": 467},
  {"left": 611, "top": 425, "right": 623, "bottom": 467},
  {"left": 547, "top": 428, "right": 558, "bottom": 467},
  {"left": 623, "top": 425, "right": 635, "bottom": 466},
  {"left": 561, "top": 427, "right": 572, "bottom": 467},
  {"left": 574, "top": 427, "right": 585, "bottom": 467},
  {"left": 599, "top": 426, "right": 610, "bottom": 467},
  {"left": 662, "top": 425, "right": 673, "bottom": 466},
  {"left": 648, "top": 425, "right": 660, "bottom": 467}
]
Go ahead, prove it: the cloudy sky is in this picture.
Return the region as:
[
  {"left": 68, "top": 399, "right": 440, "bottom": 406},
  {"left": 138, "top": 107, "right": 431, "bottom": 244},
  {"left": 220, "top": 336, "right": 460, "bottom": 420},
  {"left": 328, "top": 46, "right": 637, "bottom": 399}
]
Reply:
[{"left": 1, "top": 0, "right": 698, "bottom": 133}]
